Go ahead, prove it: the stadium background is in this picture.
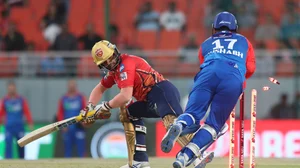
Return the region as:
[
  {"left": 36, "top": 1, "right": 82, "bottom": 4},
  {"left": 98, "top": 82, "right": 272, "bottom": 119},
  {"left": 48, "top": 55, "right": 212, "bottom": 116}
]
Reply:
[{"left": 0, "top": 0, "right": 299, "bottom": 160}]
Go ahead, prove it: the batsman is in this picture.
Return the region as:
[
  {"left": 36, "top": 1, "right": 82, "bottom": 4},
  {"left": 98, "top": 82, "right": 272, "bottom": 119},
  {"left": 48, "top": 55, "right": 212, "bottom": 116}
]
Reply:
[{"left": 79, "top": 40, "right": 208, "bottom": 168}]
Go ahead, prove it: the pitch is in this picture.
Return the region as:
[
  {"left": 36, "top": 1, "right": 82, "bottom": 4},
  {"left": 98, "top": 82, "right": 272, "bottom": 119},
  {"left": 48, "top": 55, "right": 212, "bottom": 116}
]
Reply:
[{"left": 0, "top": 157, "right": 299, "bottom": 168}]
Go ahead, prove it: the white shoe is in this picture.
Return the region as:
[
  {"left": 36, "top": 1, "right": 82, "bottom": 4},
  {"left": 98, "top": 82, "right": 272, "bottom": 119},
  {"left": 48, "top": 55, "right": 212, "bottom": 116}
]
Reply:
[
  {"left": 193, "top": 151, "right": 214, "bottom": 168},
  {"left": 120, "top": 160, "right": 151, "bottom": 168}
]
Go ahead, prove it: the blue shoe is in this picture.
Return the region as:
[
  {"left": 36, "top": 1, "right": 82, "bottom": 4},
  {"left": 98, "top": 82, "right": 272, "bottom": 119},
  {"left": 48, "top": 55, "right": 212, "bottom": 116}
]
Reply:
[
  {"left": 173, "top": 152, "right": 187, "bottom": 168},
  {"left": 194, "top": 151, "right": 214, "bottom": 168},
  {"left": 161, "top": 123, "right": 182, "bottom": 153}
]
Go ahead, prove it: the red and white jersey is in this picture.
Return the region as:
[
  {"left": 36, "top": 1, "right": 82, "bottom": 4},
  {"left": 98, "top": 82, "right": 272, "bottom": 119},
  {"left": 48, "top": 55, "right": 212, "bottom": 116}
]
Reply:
[{"left": 101, "top": 54, "right": 165, "bottom": 101}]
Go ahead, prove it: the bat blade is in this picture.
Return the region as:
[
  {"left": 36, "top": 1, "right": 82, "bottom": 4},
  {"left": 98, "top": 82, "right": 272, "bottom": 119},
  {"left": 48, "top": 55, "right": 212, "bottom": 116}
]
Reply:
[{"left": 17, "top": 117, "right": 78, "bottom": 147}]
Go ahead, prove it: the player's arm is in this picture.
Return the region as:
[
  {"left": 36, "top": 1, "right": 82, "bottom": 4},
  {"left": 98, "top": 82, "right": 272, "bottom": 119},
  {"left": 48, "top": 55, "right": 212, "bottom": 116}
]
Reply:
[
  {"left": 108, "top": 87, "right": 133, "bottom": 108},
  {"left": 88, "top": 73, "right": 115, "bottom": 105},
  {"left": 198, "top": 47, "right": 204, "bottom": 65},
  {"left": 23, "top": 98, "right": 34, "bottom": 130},
  {"left": 107, "top": 62, "right": 135, "bottom": 109},
  {"left": 57, "top": 98, "right": 64, "bottom": 121},
  {"left": 245, "top": 40, "right": 256, "bottom": 79},
  {"left": 88, "top": 83, "right": 108, "bottom": 105},
  {"left": 0, "top": 100, "right": 5, "bottom": 124}
]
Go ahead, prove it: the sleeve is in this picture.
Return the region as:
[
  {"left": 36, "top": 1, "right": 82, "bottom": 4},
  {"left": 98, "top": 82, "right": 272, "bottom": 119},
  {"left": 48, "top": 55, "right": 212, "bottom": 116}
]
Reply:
[
  {"left": 160, "top": 13, "right": 167, "bottom": 26},
  {"left": 0, "top": 99, "right": 5, "bottom": 124},
  {"left": 100, "top": 72, "right": 116, "bottom": 88},
  {"left": 198, "top": 47, "right": 204, "bottom": 65},
  {"left": 119, "top": 60, "right": 136, "bottom": 88},
  {"left": 57, "top": 98, "right": 64, "bottom": 121},
  {"left": 22, "top": 98, "right": 33, "bottom": 125},
  {"left": 245, "top": 40, "right": 256, "bottom": 79},
  {"left": 81, "top": 95, "right": 86, "bottom": 109}
]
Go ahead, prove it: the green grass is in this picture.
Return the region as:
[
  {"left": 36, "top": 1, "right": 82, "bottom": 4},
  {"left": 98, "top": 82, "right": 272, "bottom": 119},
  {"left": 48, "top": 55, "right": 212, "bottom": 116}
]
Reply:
[{"left": 0, "top": 157, "right": 299, "bottom": 168}]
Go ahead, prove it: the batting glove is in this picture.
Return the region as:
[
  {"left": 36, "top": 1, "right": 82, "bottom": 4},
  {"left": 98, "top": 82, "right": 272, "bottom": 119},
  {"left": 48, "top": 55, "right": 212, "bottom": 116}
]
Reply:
[{"left": 94, "top": 101, "right": 112, "bottom": 120}]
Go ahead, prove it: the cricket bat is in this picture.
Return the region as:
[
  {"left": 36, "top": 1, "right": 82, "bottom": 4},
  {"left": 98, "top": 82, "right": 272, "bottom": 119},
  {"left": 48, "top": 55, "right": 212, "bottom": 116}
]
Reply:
[{"left": 17, "top": 112, "right": 89, "bottom": 147}]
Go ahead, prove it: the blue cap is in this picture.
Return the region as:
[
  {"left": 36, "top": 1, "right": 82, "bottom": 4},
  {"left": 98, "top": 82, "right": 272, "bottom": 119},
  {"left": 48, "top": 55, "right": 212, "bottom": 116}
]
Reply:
[{"left": 213, "top": 11, "right": 238, "bottom": 30}]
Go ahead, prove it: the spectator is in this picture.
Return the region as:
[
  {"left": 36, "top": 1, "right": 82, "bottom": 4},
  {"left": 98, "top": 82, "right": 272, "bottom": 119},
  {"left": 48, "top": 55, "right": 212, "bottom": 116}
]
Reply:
[
  {"left": 109, "top": 24, "right": 121, "bottom": 44},
  {"left": 78, "top": 23, "right": 102, "bottom": 50},
  {"left": 160, "top": 1, "right": 186, "bottom": 31},
  {"left": 135, "top": 1, "right": 160, "bottom": 31},
  {"left": 109, "top": 24, "right": 138, "bottom": 50},
  {"left": 203, "top": 3, "right": 219, "bottom": 33},
  {"left": 38, "top": 54, "right": 65, "bottom": 77},
  {"left": 0, "top": 80, "right": 33, "bottom": 159},
  {"left": 51, "top": 0, "right": 68, "bottom": 20},
  {"left": 180, "top": 33, "right": 198, "bottom": 62},
  {"left": 291, "top": 92, "right": 300, "bottom": 118},
  {"left": 215, "top": 0, "right": 235, "bottom": 12},
  {"left": 183, "top": 33, "right": 198, "bottom": 49},
  {"left": 234, "top": 0, "right": 257, "bottom": 29},
  {"left": 0, "top": 3, "right": 9, "bottom": 34},
  {"left": 4, "top": 22, "right": 26, "bottom": 51},
  {"left": 51, "top": 23, "right": 77, "bottom": 51},
  {"left": 19, "top": 42, "right": 39, "bottom": 77},
  {"left": 57, "top": 79, "right": 86, "bottom": 157},
  {"left": 41, "top": 4, "right": 63, "bottom": 44},
  {"left": 255, "top": 14, "right": 280, "bottom": 47},
  {"left": 6, "top": 0, "right": 27, "bottom": 7},
  {"left": 51, "top": 23, "right": 77, "bottom": 76},
  {"left": 280, "top": 2, "right": 300, "bottom": 49},
  {"left": 269, "top": 93, "right": 294, "bottom": 119},
  {"left": 41, "top": 4, "right": 63, "bottom": 28}
]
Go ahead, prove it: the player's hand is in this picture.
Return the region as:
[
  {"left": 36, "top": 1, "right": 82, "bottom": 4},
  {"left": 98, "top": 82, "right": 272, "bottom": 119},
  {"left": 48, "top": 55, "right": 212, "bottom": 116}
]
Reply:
[
  {"left": 93, "top": 101, "right": 112, "bottom": 120},
  {"left": 80, "top": 102, "right": 112, "bottom": 126},
  {"left": 80, "top": 102, "right": 96, "bottom": 126}
]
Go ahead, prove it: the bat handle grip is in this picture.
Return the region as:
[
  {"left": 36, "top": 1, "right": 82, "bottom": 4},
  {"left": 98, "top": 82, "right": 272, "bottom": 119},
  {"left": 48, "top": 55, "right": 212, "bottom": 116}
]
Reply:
[
  {"left": 76, "top": 110, "right": 96, "bottom": 122},
  {"left": 75, "top": 115, "right": 83, "bottom": 122}
]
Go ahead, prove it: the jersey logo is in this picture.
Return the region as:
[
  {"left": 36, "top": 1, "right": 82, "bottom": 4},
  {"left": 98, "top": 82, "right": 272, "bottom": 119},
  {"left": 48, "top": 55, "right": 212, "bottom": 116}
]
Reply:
[
  {"left": 120, "top": 64, "right": 125, "bottom": 72},
  {"left": 219, "top": 20, "right": 231, "bottom": 24},
  {"left": 95, "top": 48, "right": 103, "bottom": 58},
  {"left": 120, "top": 72, "right": 127, "bottom": 81}
]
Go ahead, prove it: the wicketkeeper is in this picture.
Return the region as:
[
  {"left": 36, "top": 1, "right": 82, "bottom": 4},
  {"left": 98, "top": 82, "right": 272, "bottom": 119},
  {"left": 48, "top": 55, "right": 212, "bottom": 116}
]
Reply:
[
  {"left": 161, "top": 11, "right": 256, "bottom": 168},
  {"left": 79, "top": 40, "right": 207, "bottom": 168}
]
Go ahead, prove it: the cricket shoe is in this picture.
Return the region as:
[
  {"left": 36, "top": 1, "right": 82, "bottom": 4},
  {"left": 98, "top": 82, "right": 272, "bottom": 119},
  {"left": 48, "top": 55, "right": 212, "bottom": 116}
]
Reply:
[
  {"left": 173, "top": 152, "right": 189, "bottom": 168},
  {"left": 193, "top": 151, "right": 214, "bottom": 168},
  {"left": 119, "top": 160, "right": 151, "bottom": 168},
  {"left": 161, "top": 123, "right": 182, "bottom": 153}
]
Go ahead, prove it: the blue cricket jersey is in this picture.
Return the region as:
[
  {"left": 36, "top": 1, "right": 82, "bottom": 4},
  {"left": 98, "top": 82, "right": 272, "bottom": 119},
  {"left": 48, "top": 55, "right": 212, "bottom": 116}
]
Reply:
[{"left": 198, "top": 31, "right": 256, "bottom": 82}]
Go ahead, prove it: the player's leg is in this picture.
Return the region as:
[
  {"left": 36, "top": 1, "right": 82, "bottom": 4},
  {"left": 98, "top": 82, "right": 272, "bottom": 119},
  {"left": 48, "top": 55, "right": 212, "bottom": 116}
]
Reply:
[
  {"left": 173, "top": 74, "right": 242, "bottom": 168},
  {"left": 63, "top": 129, "right": 73, "bottom": 157},
  {"left": 5, "top": 129, "right": 13, "bottom": 159},
  {"left": 119, "top": 101, "right": 152, "bottom": 168},
  {"left": 146, "top": 80, "right": 209, "bottom": 167},
  {"left": 161, "top": 72, "right": 216, "bottom": 153},
  {"left": 75, "top": 128, "right": 86, "bottom": 157},
  {"left": 16, "top": 128, "right": 25, "bottom": 159}
]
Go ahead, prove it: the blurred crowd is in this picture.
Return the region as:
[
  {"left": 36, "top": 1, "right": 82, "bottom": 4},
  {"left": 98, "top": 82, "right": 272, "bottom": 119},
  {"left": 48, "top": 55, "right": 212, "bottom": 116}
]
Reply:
[
  {"left": 268, "top": 92, "right": 300, "bottom": 119},
  {"left": 0, "top": 0, "right": 298, "bottom": 76},
  {"left": 0, "top": 0, "right": 299, "bottom": 52}
]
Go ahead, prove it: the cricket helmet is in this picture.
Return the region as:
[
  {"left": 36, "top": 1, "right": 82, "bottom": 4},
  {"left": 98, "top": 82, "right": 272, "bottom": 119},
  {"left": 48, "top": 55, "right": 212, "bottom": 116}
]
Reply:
[
  {"left": 212, "top": 11, "right": 238, "bottom": 31},
  {"left": 91, "top": 40, "right": 121, "bottom": 71}
]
